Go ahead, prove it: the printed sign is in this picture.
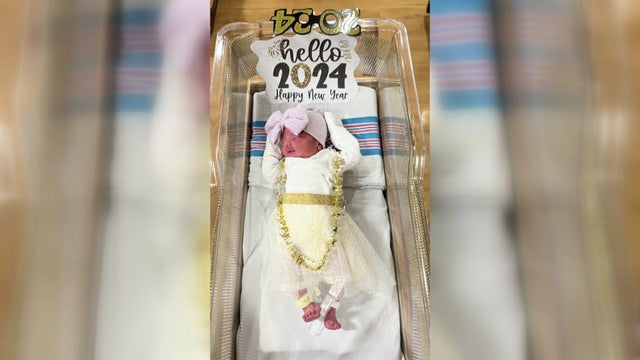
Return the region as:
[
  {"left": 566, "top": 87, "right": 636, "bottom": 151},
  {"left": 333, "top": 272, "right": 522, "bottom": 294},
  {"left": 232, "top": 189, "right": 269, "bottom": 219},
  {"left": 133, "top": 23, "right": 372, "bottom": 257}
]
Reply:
[{"left": 251, "top": 32, "right": 360, "bottom": 104}]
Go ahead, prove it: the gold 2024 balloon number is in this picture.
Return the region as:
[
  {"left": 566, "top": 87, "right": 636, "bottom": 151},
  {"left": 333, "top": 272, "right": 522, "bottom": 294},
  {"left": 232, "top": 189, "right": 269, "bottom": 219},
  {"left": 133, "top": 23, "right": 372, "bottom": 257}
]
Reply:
[{"left": 270, "top": 8, "right": 361, "bottom": 36}]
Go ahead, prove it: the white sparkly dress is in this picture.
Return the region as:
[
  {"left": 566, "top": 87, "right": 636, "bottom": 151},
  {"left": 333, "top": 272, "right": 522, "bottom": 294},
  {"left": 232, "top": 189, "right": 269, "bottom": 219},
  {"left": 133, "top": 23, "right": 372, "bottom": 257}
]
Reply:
[{"left": 262, "top": 112, "right": 395, "bottom": 299}]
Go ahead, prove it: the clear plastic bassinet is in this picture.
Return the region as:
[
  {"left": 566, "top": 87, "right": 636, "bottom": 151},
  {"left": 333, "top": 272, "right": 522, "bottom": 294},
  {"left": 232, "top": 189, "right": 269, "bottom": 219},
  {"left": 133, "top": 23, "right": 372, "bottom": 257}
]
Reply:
[{"left": 210, "top": 19, "right": 430, "bottom": 359}]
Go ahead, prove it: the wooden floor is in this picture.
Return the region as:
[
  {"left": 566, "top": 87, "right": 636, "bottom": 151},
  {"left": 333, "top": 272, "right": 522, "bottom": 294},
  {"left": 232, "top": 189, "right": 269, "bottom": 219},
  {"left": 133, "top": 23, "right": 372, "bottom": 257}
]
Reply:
[
  {"left": 0, "top": 1, "right": 28, "bottom": 358},
  {"left": 617, "top": 0, "right": 640, "bottom": 316}
]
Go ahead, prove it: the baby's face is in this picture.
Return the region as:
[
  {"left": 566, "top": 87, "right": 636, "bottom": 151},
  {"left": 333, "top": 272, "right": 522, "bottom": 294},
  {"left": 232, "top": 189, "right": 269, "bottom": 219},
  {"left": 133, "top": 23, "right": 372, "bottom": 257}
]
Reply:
[{"left": 281, "top": 128, "right": 322, "bottom": 158}]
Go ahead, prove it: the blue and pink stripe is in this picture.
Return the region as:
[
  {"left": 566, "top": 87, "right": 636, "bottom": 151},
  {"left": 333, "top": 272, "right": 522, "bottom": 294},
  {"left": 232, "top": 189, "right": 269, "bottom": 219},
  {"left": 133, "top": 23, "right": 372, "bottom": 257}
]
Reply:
[
  {"left": 249, "top": 116, "right": 382, "bottom": 157},
  {"left": 114, "top": 8, "right": 163, "bottom": 113}
]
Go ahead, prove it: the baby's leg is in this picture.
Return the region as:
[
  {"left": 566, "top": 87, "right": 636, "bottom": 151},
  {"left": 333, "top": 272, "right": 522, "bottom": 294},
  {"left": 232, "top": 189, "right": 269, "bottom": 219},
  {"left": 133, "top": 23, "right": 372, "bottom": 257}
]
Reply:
[
  {"left": 324, "top": 288, "right": 344, "bottom": 330},
  {"left": 297, "top": 289, "right": 321, "bottom": 322},
  {"left": 324, "top": 307, "right": 341, "bottom": 330}
]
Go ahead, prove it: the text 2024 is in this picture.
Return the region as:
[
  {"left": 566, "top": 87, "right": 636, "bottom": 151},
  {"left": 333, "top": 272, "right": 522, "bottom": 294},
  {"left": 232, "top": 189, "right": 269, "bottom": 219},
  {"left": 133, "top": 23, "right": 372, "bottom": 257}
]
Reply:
[{"left": 271, "top": 8, "right": 361, "bottom": 36}]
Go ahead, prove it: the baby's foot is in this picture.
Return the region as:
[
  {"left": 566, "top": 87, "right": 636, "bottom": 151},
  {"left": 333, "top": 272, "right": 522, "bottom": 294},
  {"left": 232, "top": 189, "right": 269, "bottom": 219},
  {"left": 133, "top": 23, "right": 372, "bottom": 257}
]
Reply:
[
  {"left": 302, "top": 302, "right": 321, "bottom": 322},
  {"left": 324, "top": 307, "right": 341, "bottom": 330}
]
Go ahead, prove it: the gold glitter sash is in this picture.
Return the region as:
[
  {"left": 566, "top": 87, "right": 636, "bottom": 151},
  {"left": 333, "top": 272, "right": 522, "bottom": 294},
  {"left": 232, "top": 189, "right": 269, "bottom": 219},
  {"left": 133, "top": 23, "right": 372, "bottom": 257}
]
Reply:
[{"left": 281, "top": 193, "right": 344, "bottom": 207}]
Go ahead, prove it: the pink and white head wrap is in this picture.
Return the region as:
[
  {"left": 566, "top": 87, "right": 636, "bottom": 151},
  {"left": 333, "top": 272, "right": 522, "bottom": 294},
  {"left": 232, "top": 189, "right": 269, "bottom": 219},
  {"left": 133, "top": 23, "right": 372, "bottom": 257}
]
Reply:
[{"left": 265, "top": 104, "right": 327, "bottom": 148}]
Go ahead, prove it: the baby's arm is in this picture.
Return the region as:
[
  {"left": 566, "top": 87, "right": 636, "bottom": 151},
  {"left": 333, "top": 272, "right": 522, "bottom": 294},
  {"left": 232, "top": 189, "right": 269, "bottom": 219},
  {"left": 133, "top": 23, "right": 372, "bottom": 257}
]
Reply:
[
  {"left": 262, "top": 140, "right": 282, "bottom": 184},
  {"left": 325, "top": 112, "right": 362, "bottom": 171}
]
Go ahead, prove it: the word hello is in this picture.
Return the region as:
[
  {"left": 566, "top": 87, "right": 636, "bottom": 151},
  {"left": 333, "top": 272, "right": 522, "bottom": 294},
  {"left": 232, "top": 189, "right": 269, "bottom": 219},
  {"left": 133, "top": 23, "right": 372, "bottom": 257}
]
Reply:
[{"left": 278, "top": 38, "right": 342, "bottom": 63}]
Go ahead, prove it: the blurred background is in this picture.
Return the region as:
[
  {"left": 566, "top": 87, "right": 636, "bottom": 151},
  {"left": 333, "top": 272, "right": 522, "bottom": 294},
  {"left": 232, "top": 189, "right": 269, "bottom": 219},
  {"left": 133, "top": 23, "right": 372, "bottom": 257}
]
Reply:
[
  {"left": 0, "top": 0, "right": 210, "bottom": 359},
  {"left": 431, "top": 0, "right": 639, "bottom": 359},
  {"left": 0, "top": 0, "right": 638, "bottom": 360}
]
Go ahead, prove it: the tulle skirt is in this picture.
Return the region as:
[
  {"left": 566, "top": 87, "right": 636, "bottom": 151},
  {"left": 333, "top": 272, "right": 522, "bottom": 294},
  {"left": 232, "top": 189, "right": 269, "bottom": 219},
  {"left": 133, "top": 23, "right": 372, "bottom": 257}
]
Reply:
[{"left": 265, "top": 203, "right": 395, "bottom": 298}]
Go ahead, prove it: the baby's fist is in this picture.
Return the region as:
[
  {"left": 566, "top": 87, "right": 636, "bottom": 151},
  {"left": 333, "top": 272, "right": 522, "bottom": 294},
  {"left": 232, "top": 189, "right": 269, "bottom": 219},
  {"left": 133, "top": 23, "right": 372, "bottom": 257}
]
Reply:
[{"left": 323, "top": 112, "right": 344, "bottom": 128}]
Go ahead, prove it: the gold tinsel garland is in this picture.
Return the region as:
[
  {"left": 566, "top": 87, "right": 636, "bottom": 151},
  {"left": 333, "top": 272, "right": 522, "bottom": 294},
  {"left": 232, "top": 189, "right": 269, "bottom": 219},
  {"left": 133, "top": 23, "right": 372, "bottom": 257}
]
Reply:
[{"left": 276, "top": 153, "right": 343, "bottom": 272}]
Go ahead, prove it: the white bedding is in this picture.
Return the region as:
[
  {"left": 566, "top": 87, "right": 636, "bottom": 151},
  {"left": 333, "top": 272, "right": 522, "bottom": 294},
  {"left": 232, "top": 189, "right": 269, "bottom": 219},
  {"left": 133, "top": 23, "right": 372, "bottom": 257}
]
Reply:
[{"left": 236, "top": 87, "right": 403, "bottom": 359}]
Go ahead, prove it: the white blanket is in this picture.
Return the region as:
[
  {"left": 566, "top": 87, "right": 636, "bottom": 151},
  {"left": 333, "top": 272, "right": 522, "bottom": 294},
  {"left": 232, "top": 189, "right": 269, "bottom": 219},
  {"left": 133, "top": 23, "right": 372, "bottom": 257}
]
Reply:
[{"left": 236, "top": 87, "right": 402, "bottom": 359}]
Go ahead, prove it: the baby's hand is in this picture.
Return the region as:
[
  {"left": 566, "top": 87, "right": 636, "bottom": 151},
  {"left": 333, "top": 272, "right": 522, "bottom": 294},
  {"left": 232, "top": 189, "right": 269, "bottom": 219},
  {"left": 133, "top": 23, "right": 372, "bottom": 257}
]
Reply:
[
  {"left": 324, "top": 112, "right": 344, "bottom": 129},
  {"left": 266, "top": 139, "right": 283, "bottom": 159},
  {"left": 274, "top": 142, "right": 283, "bottom": 158},
  {"left": 322, "top": 111, "right": 360, "bottom": 166},
  {"left": 265, "top": 110, "right": 285, "bottom": 147}
]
